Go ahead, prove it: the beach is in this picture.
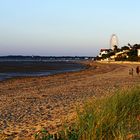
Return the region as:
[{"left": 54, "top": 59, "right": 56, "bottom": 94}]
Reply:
[{"left": 0, "top": 61, "right": 140, "bottom": 139}]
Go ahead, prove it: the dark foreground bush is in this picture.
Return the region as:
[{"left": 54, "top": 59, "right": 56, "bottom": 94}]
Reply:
[{"left": 34, "top": 87, "right": 140, "bottom": 140}]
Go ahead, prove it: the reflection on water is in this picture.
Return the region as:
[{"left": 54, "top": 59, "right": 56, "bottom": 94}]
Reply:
[{"left": 0, "top": 71, "right": 51, "bottom": 81}]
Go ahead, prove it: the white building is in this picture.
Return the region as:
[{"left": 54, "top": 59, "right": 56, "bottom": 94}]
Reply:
[
  {"left": 98, "top": 49, "right": 112, "bottom": 57},
  {"left": 138, "top": 49, "right": 140, "bottom": 57}
]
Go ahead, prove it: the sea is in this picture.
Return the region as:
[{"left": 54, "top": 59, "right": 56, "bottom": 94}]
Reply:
[{"left": 0, "top": 59, "right": 86, "bottom": 81}]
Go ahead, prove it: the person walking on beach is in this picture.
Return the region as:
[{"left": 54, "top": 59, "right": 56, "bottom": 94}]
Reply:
[
  {"left": 136, "top": 66, "right": 140, "bottom": 76},
  {"left": 129, "top": 68, "right": 134, "bottom": 76}
]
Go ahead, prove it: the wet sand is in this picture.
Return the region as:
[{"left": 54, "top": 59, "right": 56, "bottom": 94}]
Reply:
[
  {"left": 0, "top": 61, "right": 85, "bottom": 81},
  {"left": 0, "top": 61, "right": 140, "bottom": 139}
]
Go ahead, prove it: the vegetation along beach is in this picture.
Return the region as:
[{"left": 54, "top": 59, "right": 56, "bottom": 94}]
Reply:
[{"left": 0, "top": 61, "right": 140, "bottom": 139}]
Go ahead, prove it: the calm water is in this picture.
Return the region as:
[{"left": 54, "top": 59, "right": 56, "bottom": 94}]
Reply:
[{"left": 0, "top": 60, "right": 85, "bottom": 81}]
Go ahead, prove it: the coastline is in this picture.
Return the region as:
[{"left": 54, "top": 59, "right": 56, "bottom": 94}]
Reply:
[
  {"left": 0, "top": 61, "right": 87, "bottom": 82},
  {"left": 0, "top": 61, "right": 140, "bottom": 139}
]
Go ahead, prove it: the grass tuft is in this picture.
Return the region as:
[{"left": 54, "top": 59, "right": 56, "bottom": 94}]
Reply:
[{"left": 34, "top": 86, "right": 140, "bottom": 140}]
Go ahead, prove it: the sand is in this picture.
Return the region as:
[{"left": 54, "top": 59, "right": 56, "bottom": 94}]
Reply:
[{"left": 0, "top": 61, "right": 140, "bottom": 139}]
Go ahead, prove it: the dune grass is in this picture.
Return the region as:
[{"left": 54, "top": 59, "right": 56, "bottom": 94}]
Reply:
[{"left": 35, "top": 86, "right": 140, "bottom": 140}]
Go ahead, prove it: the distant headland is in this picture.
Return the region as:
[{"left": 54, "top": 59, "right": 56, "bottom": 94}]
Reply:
[{"left": 0, "top": 55, "right": 94, "bottom": 61}]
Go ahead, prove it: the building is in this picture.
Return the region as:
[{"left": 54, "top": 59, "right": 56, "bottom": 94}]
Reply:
[
  {"left": 98, "top": 49, "right": 112, "bottom": 57},
  {"left": 138, "top": 49, "right": 140, "bottom": 57}
]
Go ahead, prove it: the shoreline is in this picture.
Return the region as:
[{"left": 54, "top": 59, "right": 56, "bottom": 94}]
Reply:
[
  {"left": 0, "top": 61, "right": 87, "bottom": 82},
  {"left": 0, "top": 61, "right": 140, "bottom": 139}
]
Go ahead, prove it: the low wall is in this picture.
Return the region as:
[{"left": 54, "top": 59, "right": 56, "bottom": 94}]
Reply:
[{"left": 96, "top": 61, "right": 140, "bottom": 65}]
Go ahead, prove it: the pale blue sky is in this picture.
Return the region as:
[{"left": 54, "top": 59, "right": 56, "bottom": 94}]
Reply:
[{"left": 0, "top": 0, "right": 140, "bottom": 56}]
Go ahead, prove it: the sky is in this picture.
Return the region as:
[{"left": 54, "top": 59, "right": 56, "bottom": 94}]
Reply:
[{"left": 0, "top": 0, "right": 140, "bottom": 56}]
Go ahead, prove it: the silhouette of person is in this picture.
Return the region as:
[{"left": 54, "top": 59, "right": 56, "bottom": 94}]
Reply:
[
  {"left": 136, "top": 66, "right": 139, "bottom": 75},
  {"left": 129, "top": 68, "right": 133, "bottom": 76}
]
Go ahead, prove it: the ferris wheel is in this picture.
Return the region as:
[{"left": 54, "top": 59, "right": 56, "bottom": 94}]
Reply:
[{"left": 110, "top": 34, "right": 118, "bottom": 50}]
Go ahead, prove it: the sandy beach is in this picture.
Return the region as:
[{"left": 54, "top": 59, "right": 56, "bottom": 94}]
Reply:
[{"left": 0, "top": 61, "right": 140, "bottom": 139}]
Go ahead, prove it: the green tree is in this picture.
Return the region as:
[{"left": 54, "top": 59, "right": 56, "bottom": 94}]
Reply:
[{"left": 121, "top": 46, "right": 130, "bottom": 51}]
